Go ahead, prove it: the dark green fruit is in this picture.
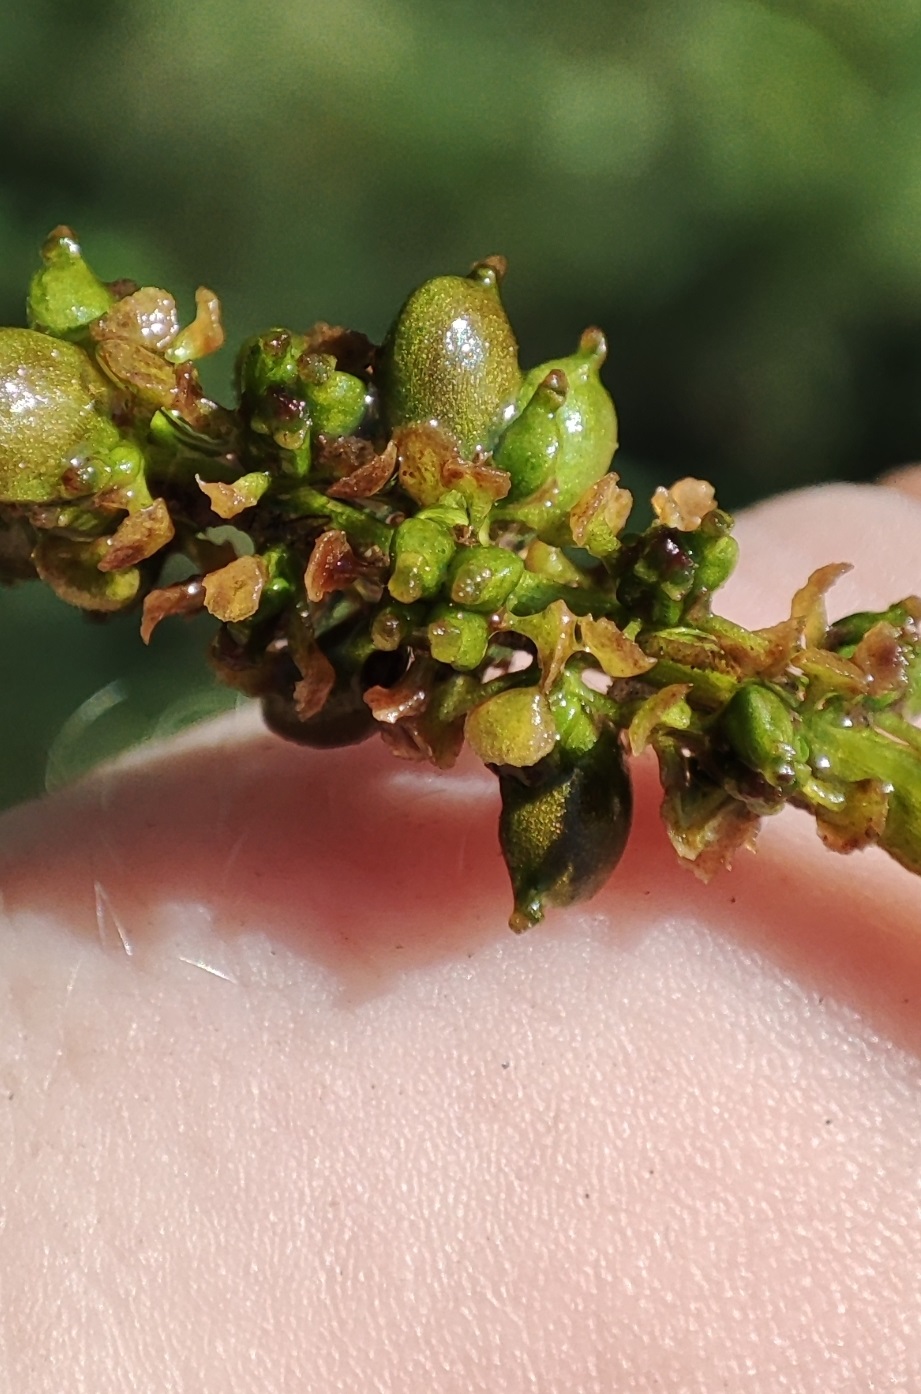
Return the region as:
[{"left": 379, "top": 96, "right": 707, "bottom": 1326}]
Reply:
[{"left": 497, "top": 724, "right": 633, "bottom": 930}]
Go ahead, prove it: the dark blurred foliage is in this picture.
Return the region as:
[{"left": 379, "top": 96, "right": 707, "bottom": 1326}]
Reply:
[{"left": 4, "top": 0, "right": 921, "bottom": 807}]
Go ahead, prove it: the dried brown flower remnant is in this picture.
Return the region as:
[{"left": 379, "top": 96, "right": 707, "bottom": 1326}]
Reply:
[
  {"left": 651, "top": 477, "right": 716, "bottom": 531},
  {"left": 93, "top": 286, "right": 180, "bottom": 353},
  {"left": 98, "top": 498, "right": 175, "bottom": 571},
  {"left": 197, "top": 472, "right": 270, "bottom": 519},
  {"left": 304, "top": 529, "right": 378, "bottom": 603},
  {"left": 790, "top": 563, "right": 852, "bottom": 647},
  {"left": 570, "top": 473, "right": 633, "bottom": 553},
  {"left": 326, "top": 441, "right": 397, "bottom": 500},
  {"left": 202, "top": 555, "right": 267, "bottom": 623},
  {"left": 140, "top": 577, "right": 206, "bottom": 644},
  {"left": 396, "top": 423, "right": 463, "bottom": 508}
]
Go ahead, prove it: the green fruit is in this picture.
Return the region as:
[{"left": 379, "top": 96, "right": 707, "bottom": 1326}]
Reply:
[
  {"left": 0, "top": 328, "right": 118, "bottom": 503},
  {"left": 497, "top": 723, "right": 633, "bottom": 930},
  {"left": 379, "top": 259, "right": 521, "bottom": 458},
  {"left": 500, "top": 329, "right": 618, "bottom": 538}
]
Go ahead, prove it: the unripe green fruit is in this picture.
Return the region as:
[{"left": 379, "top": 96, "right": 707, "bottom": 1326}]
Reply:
[
  {"left": 0, "top": 328, "right": 117, "bottom": 503},
  {"left": 379, "top": 260, "right": 521, "bottom": 458},
  {"left": 500, "top": 329, "right": 618, "bottom": 538}
]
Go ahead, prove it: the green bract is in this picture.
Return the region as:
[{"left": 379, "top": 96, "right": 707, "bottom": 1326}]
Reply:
[
  {"left": 27, "top": 226, "right": 114, "bottom": 339},
  {"left": 4, "top": 229, "right": 921, "bottom": 930}
]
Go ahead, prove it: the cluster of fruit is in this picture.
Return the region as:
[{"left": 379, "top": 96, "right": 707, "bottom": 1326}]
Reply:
[{"left": 2, "top": 229, "right": 920, "bottom": 926}]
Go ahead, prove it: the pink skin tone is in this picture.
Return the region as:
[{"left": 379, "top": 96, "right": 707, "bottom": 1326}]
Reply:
[{"left": 1, "top": 482, "right": 920, "bottom": 1392}]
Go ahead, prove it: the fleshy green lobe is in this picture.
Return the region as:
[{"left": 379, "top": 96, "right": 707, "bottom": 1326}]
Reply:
[{"left": 0, "top": 328, "right": 115, "bottom": 503}]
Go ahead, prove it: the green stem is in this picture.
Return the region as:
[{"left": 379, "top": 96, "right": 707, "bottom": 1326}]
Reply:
[
  {"left": 804, "top": 707, "right": 921, "bottom": 875},
  {"left": 275, "top": 485, "right": 393, "bottom": 551}
]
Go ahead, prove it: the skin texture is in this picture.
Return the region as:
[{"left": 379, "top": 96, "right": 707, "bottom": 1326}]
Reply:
[{"left": 1, "top": 481, "right": 921, "bottom": 1392}]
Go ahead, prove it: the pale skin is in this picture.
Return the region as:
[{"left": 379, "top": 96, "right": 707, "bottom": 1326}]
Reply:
[{"left": 1, "top": 481, "right": 920, "bottom": 1393}]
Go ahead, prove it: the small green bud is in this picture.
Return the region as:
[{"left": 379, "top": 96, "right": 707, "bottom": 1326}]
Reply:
[
  {"left": 236, "top": 333, "right": 369, "bottom": 459},
  {"left": 447, "top": 544, "right": 524, "bottom": 612},
  {"left": 686, "top": 510, "right": 739, "bottom": 595},
  {"left": 497, "top": 724, "right": 633, "bottom": 930},
  {"left": 371, "top": 600, "right": 417, "bottom": 651},
  {"left": 27, "top": 226, "right": 114, "bottom": 339},
  {"left": 427, "top": 603, "right": 490, "bottom": 670},
  {"left": 466, "top": 686, "right": 557, "bottom": 767},
  {"left": 379, "top": 259, "right": 521, "bottom": 457},
  {"left": 721, "top": 683, "right": 806, "bottom": 788},
  {"left": 389, "top": 512, "right": 458, "bottom": 604},
  {"left": 299, "top": 353, "right": 369, "bottom": 440},
  {"left": 0, "top": 328, "right": 118, "bottom": 503}
]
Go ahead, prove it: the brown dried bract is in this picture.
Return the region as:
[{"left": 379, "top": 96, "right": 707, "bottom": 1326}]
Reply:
[
  {"left": 95, "top": 337, "right": 179, "bottom": 410},
  {"left": 380, "top": 711, "right": 466, "bottom": 769},
  {"left": 441, "top": 457, "right": 511, "bottom": 515},
  {"left": 628, "top": 684, "right": 691, "bottom": 756},
  {"left": 197, "top": 472, "right": 269, "bottom": 520},
  {"left": 293, "top": 656, "right": 336, "bottom": 721},
  {"left": 93, "top": 286, "right": 180, "bottom": 353},
  {"left": 665, "top": 787, "right": 760, "bottom": 880},
  {"left": 304, "top": 529, "right": 371, "bottom": 603},
  {"left": 395, "top": 423, "right": 462, "bottom": 507},
  {"left": 790, "top": 563, "right": 851, "bottom": 648},
  {"left": 569, "top": 473, "right": 633, "bottom": 549},
  {"left": 98, "top": 498, "right": 175, "bottom": 572},
  {"left": 364, "top": 662, "right": 431, "bottom": 725},
  {"left": 579, "top": 615, "right": 655, "bottom": 681},
  {"left": 815, "top": 778, "right": 889, "bottom": 855},
  {"left": 140, "top": 576, "right": 206, "bottom": 644},
  {"left": 327, "top": 440, "right": 397, "bottom": 500},
  {"left": 167, "top": 287, "right": 224, "bottom": 363},
  {"left": 202, "top": 554, "right": 268, "bottom": 623},
  {"left": 301, "top": 322, "right": 377, "bottom": 376},
  {"left": 852, "top": 620, "right": 908, "bottom": 695}
]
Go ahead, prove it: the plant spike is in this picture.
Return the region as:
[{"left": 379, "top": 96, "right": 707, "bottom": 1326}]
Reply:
[{"left": 2, "top": 227, "right": 921, "bottom": 927}]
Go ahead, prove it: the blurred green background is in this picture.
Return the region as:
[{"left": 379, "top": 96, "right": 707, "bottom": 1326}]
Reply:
[{"left": 4, "top": 0, "right": 921, "bottom": 809}]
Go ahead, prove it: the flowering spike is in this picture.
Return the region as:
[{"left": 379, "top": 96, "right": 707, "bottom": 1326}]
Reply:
[{"left": 3, "top": 228, "right": 921, "bottom": 929}]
